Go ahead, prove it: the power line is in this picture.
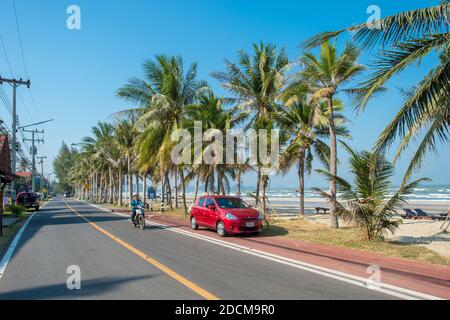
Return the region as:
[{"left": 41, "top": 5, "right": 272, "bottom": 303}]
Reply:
[
  {"left": 10, "top": 1, "right": 41, "bottom": 121},
  {"left": 12, "top": 0, "right": 28, "bottom": 78},
  {"left": 27, "top": 89, "right": 40, "bottom": 121},
  {"left": 0, "top": 33, "right": 14, "bottom": 77},
  {"left": 0, "top": 86, "right": 13, "bottom": 115},
  {"left": 17, "top": 90, "right": 34, "bottom": 122}
]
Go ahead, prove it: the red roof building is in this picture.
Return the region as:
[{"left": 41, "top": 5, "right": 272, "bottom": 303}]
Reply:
[{"left": 16, "top": 172, "right": 33, "bottom": 179}]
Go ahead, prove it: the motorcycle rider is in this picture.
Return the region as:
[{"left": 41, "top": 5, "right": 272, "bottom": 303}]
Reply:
[{"left": 129, "top": 193, "right": 144, "bottom": 223}]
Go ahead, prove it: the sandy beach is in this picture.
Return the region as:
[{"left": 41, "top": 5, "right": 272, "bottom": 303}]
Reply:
[{"left": 239, "top": 196, "right": 450, "bottom": 216}]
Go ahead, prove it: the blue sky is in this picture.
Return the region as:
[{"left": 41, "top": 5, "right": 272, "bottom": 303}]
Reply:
[{"left": 0, "top": 0, "right": 448, "bottom": 189}]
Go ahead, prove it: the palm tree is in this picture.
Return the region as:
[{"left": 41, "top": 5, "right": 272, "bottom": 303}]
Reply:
[
  {"left": 184, "top": 90, "right": 248, "bottom": 198},
  {"left": 115, "top": 119, "right": 138, "bottom": 205},
  {"left": 303, "top": 1, "right": 449, "bottom": 184},
  {"left": 118, "top": 55, "right": 205, "bottom": 212},
  {"left": 212, "top": 42, "right": 289, "bottom": 215},
  {"left": 313, "top": 144, "right": 429, "bottom": 241},
  {"left": 298, "top": 42, "right": 364, "bottom": 228},
  {"left": 81, "top": 122, "right": 120, "bottom": 203},
  {"left": 276, "top": 98, "right": 350, "bottom": 217},
  {"left": 18, "top": 157, "right": 31, "bottom": 172}
]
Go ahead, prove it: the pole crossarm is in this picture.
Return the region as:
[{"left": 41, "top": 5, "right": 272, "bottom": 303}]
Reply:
[{"left": 0, "top": 76, "right": 31, "bottom": 87}]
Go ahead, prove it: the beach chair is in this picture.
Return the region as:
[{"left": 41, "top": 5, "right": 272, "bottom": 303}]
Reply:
[
  {"left": 402, "top": 209, "right": 417, "bottom": 219},
  {"left": 414, "top": 209, "right": 437, "bottom": 220}
]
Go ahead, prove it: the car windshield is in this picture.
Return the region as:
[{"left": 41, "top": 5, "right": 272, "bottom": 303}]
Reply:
[{"left": 215, "top": 198, "right": 247, "bottom": 209}]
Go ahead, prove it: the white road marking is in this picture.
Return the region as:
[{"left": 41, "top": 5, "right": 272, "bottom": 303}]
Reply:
[
  {"left": 81, "top": 200, "right": 444, "bottom": 300},
  {"left": 0, "top": 201, "right": 52, "bottom": 280}
]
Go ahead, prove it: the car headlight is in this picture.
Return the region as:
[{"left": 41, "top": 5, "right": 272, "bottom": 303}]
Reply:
[{"left": 225, "top": 213, "right": 239, "bottom": 220}]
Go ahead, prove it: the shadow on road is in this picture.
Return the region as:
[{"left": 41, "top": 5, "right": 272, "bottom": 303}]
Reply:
[{"left": 0, "top": 275, "right": 155, "bottom": 300}]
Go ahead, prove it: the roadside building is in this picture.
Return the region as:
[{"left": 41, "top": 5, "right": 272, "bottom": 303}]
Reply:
[{"left": 0, "top": 135, "right": 17, "bottom": 236}]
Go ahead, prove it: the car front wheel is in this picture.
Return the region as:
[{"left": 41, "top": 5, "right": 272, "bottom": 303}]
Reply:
[
  {"left": 216, "top": 221, "right": 227, "bottom": 237},
  {"left": 191, "top": 217, "right": 199, "bottom": 230}
]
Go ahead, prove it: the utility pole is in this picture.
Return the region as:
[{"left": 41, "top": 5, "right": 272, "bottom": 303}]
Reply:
[
  {"left": 0, "top": 76, "right": 31, "bottom": 199},
  {"left": 37, "top": 156, "right": 47, "bottom": 192},
  {"left": 23, "top": 129, "right": 44, "bottom": 193}
]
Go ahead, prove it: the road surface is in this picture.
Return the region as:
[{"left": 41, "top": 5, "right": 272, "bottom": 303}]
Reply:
[{"left": 0, "top": 198, "right": 395, "bottom": 300}]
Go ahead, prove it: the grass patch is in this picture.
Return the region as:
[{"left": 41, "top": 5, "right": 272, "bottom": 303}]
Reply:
[
  {"left": 0, "top": 212, "right": 32, "bottom": 255},
  {"left": 158, "top": 207, "right": 189, "bottom": 220},
  {"left": 262, "top": 218, "right": 450, "bottom": 267}
]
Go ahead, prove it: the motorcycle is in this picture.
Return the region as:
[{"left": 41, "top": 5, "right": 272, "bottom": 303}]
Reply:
[{"left": 131, "top": 205, "right": 146, "bottom": 230}]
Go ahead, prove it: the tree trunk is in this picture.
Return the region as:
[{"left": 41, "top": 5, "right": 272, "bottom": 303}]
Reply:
[
  {"left": 127, "top": 154, "right": 133, "bottom": 206},
  {"left": 204, "top": 174, "right": 209, "bottom": 193},
  {"left": 217, "top": 170, "right": 223, "bottom": 195},
  {"left": 136, "top": 174, "right": 140, "bottom": 197},
  {"left": 328, "top": 97, "right": 339, "bottom": 229},
  {"left": 236, "top": 170, "right": 241, "bottom": 198},
  {"left": 119, "top": 171, "right": 123, "bottom": 206},
  {"left": 298, "top": 149, "right": 305, "bottom": 218},
  {"left": 193, "top": 175, "right": 200, "bottom": 203},
  {"left": 260, "top": 174, "right": 268, "bottom": 219},
  {"left": 166, "top": 172, "right": 173, "bottom": 210},
  {"left": 174, "top": 167, "right": 179, "bottom": 208},
  {"left": 255, "top": 167, "right": 261, "bottom": 206},
  {"left": 179, "top": 169, "right": 188, "bottom": 215},
  {"left": 143, "top": 174, "right": 147, "bottom": 206}
]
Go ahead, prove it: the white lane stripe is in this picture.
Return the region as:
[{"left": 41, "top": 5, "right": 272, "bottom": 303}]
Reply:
[
  {"left": 80, "top": 201, "right": 444, "bottom": 300},
  {"left": 0, "top": 200, "right": 52, "bottom": 279}
]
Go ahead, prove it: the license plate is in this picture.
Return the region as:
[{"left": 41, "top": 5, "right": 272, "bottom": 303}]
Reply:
[{"left": 246, "top": 222, "right": 256, "bottom": 228}]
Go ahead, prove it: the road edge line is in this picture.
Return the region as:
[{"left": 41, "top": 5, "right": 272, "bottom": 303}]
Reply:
[{"left": 0, "top": 200, "right": 52, "bottom": 279}]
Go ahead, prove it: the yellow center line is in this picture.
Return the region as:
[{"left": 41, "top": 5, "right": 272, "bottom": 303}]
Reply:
[{"left": 63, "top": 200, "right": 219, "bottom": 300}]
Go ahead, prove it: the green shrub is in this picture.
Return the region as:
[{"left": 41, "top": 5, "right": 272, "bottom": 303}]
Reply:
[{"left": 9, "top": 205, "right": 27, "bottom": 217}]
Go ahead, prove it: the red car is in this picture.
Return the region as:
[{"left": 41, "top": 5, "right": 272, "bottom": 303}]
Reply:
[
  {"left": 190, "top": 196, "right": 263, "bottom": 237},
  {"left": 16, "top": 192, "right": 40, "bottom": 211}
]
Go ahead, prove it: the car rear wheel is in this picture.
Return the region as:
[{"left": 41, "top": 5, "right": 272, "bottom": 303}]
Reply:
[
  {"left": 191, "top": 217, "right": 199, "bottom": 230},
  {"left": 216, "top": 221, "right": 227, "bottom": 237}
]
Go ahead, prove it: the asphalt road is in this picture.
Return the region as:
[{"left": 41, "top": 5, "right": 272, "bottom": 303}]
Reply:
[{"left": 0, "top": 198, "right": 395, "bottom": 300}]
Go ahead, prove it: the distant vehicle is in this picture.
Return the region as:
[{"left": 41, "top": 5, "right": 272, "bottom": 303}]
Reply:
[
  {"left": 16, "top": 192, "right": 40, "bottom": 211},
  {"left": 64, "top": 192, "right": 70, "bottom": 198},
  {"left": 190, "top": 196, "right": 263, "bottom": 237}
]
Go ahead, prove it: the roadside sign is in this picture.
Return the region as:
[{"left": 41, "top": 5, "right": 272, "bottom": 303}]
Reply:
[{"left": 147, "top": 187, "right": 156, "bottom": 200}]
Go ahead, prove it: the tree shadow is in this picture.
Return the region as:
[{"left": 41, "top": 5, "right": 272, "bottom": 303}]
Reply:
[{"left": 0, "top": 275, "right": 155, "bottom": 300}]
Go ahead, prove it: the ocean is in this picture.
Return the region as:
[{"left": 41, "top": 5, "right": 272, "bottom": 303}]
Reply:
[{"left": 252, "top": 185, "right": 450, "bottom": 202}]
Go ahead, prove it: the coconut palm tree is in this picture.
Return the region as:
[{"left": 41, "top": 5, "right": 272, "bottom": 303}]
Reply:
[
  {"left": 183, "top": 90, "right": 248, "bottom": 198},
  {"left": 303, "top": 1, "right": 449, "bottom": 184},
  {"left": 313, "top": 143, "right": 429, "bottom": 241},
  {"left": 114, "top": 119, "right": 138, "bottom": 204},
  {"left": 298, "top": 41, "right": 364, "bottom": 228},
  {"left": 118, "top": 55, "right": 205, "bottom": 212},
  {"left": 212, "top": 42, "right": 289, "bottom": 215},
  {"left": 18, "top": 157, "right": 31, "bottom": 172},
  {"left": 276, "top": 98, "right": 351, "bottom": 217}
]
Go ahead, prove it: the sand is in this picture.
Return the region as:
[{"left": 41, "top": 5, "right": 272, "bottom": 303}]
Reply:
[{"left": 301, "top": 213, "right": 450, "bottom": 258}]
